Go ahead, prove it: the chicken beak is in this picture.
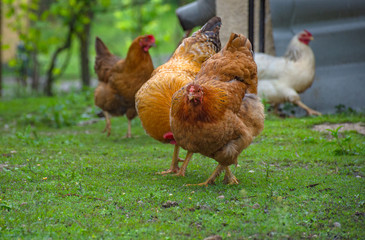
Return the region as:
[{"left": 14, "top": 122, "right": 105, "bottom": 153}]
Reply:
[
  {"left": 309, "top": 36, "right": 314, "bottom": 41},
  {"left": 188, "top": 93, "right": 194, "bottom": 101}
]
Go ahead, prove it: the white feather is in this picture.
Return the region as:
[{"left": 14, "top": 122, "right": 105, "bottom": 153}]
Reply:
[{"left": 255, "top": 31, "right": 316, "bottom": 104}]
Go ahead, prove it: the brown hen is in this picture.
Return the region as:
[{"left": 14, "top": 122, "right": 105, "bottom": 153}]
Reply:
[
  {"left": 170, "top": 33, "right": 265, "bottom": 185},
  {"left": 94, "top": 35, "right": 155, "bottom": 137},
  {"left": 135, "top": 17, "right": 222, "bottom": 175}
]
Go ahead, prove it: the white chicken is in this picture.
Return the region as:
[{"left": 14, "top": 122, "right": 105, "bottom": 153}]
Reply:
[{"left": 255, "top": 30, "right": 321, "bottom": 116}]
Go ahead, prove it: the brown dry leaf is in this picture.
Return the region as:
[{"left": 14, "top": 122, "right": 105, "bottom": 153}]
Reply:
[{"left": 161, "top": 200, "right": 178, "bottom": 208}]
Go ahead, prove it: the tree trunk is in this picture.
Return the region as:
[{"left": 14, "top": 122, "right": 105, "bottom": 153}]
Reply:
[
  {"left": 31, "top": 49, "right": 39, "bottom": 91},
  {"left": 79, "top": 9, "right": 93, "bottom": 88},
  {"left": 0, "top": 1, "right": 2, "bottom": 97},
  {"left": 44, "top": 17, "right": 75, "bottom": 96}
]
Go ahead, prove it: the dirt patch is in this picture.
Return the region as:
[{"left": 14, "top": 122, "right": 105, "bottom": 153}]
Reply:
[
  {"left": 312, "top": 122, "right": 365, "bottom": 135},
  {"left": 0, "top": 164, "right": 9, "bottom": 171},
  {"left": 0, "top": 163, "right": 22, "bottom": 172}
]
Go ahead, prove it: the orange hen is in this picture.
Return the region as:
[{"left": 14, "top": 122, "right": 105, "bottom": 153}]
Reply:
[
  {"left": 136, "top": 17, "right": 222, "bottom": 175},
  {"left": 94, "top": 35, "right": 155, "bottom": 137},
  {"left": 170, "top": 33, "right": 265, "bottom": 185}
]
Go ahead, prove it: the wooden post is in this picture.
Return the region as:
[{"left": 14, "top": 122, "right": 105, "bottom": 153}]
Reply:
[
  {"left": 259, "top": 0, "right": 265, "bottom": 52},
  {"left": 216, "top": 0, "right": 248, "bottom": 46},
  {"left": 248, "top": 0, "right": 254, "bottom": 51}
]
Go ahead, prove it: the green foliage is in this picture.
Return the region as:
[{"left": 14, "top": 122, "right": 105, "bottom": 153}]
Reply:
[
  {"left": 3, "top": 0, "right": 112, "bottom": 89},
  {"left": 15, "top": 125, "right": 38, "bottom": 146},
  {"left": 114, "top": 0, "right": 172, "bottom": 41},
  {"left": 3, "top": 0, "right": 184, "bottom": 94},
  {"left": 326, "top": 126, "right": 357, "bottom": 156},
  {"left": 335, "top": 104, "right": 357, "bottom": 114},
  {"left": 282, "top": 102, "right": 297, "bottom": 115},
  {"left": 261, "top": 97, "right": 271, "bottom": 113},
  {"left": 1, "top": 96, "right": 364, "bottom": 238},
  {"left": 0, "top": 200, "right": 12, "bottom": 211},
  {"left": 18, "top": 89, "right": 97, "bottom": 128}
]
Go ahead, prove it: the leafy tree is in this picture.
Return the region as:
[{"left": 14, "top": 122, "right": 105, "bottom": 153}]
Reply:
[
  {"left": 3, "top": 0, "right": 176, "bottom": 96},
  {"left": 113, "top": 0, "right": 172, "bottom": 49},
  {"left": 0, "top": 1, "right": 2, "bottom": 97},
  {"left": 3, "top": 0, "right": 111, "bottom": 96},
  {"left": 43, "top": 0, "right": 100, "bottom": 95}
]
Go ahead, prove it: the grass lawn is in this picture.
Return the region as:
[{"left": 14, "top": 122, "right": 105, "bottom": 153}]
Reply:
[{"left": 0, "top": 90, "right": 364, "bottom": 239}]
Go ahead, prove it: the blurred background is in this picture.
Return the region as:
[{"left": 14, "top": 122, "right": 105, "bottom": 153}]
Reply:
[
  {"left": 1, "top": 0, "right": 189, "bottom": 97},
  {"left": 1, "top": 0, "right": 364, "bottom": 114}
]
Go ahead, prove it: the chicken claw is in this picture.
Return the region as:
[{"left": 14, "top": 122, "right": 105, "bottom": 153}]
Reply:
[
  {"left": 186, "top": 164, "right": 225, "bottom": 186},
  {"left": 174, "top": 151, "right": 193, "bottom": 177},
  {"left": 157, "top": 168, "right": 179, "bottom": 175},
  {"left": 102, "top": 111, "right": 111, "bottom": 136},
  {"left": 306, "top": 108, "right": 322, "bottom": 116},
  {"left": 185, "top": 181, "right": 212, "bottom": 187},
  {"left": 294, "top": 100, "right": 322, "bottom": 116},
  {"left": 156, "top": 145, "right": 181, "bottom": 175},
  {"left": 223, "top": 167, "right": 239, "bottom": 185},
  {"left": 102, "top": 125, "right": 110, "bottom": 135}
]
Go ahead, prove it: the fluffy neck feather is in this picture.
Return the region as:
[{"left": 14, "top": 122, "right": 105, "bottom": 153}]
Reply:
[
  {"left": 284, "top": 37, "right": 311, "bottom": 62},
  {"left": 174, "top": 85, "right": 227, "bottom": 124},
  {"left": 124, "top": 42, "right": 152, "bottom": 68},
  {"left": 172, "top": 39, "right": 218, "bottom": 64}
]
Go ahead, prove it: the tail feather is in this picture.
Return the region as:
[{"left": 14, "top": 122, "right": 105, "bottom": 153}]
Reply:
[
  {"left": 225, "top": 33, "right": 252, "bottom": 54},
  {"left": 196, "top": 16, "right": 222, "bottom": 53},
  {"left": 94, "top": 37, "right": 121, "bottom": 83},
  {"left": 95, "top": 37, "right": 111, "bottom": 57},
  {"left": 200, "top": 16, "right": 222, "bottom": 33},
  {"left": 240, "top": 94, "right": 265, "bottom": 137}
]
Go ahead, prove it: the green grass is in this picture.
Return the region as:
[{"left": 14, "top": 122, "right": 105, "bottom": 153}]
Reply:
[{"left": 1, "top": 91, "right": 364, "bottom": 239}]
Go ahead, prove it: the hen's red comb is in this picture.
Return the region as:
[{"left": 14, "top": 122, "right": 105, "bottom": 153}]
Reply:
[
  {"left": 146, "top": 34, "right": 155, "bottom": 42},
  {"left": 304, "top": 30, "right": 312, "bottom": 36},
  {"left": 163, "top": 132, "right": 176, "bottom": 145}
]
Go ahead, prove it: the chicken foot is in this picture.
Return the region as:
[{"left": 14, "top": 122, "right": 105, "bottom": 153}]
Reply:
[
  {"left": 186, "top": 164, "right": 226, "bottom": 186},
  {"left": 102, "top": 111, "right": 112, "bottom": 136},
  {"left": 223, "top": 166, "right": 239, "bottom": 185},
  {"left": 158, "top": 146, "right": 193, "bottom": 175},
  {"left": 174, "top": 151, "right": 193, "bottom": 177},
  {"left": 186, "top": 165, "right": 239, "bottom": 186},
  {"left": 294, "top": 100, "right": 322, "bottom": 116},
  {"left": 157, "top": 145, "right": 182, "bottom": 174}
]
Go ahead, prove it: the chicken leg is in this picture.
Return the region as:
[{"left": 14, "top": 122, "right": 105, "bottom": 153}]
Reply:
[
  {"left": 125, "top": 108, "right": 137, "bottom": 138},
  {"left": 175, "top": 151, "right": 193, "bottom": 177},
  {"left": 294, "top": 100, "right": 322, "bottom": 116},
  {"left": 186, "top": 165, "right": 239, "bottom": 186},
  {"left": 186, "top": 164, "right": 226, "bottom": 186},
  {"left": 158, "top": 147, "right": 193, "bottom": 175},
  {"left": 157, "top": 145, "right": 182, "bottom": 174},
  {"left": 223, "top": 166, "right": 239, "bottom": 185},
  {"left": 126, "top": 118, "right": 132, "bottom": 138},
  {"left": 102, "top": 111, "right": 112, "bottom": 136}
]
